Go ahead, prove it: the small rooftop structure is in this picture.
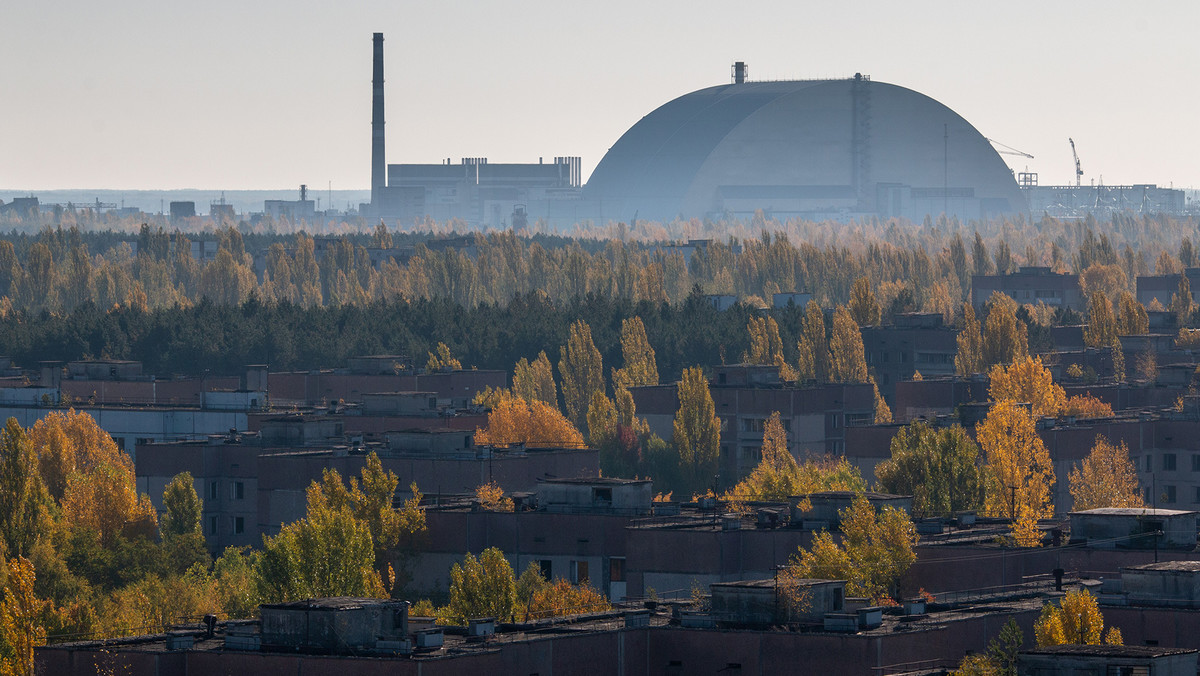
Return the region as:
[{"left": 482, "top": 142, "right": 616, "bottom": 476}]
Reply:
[
  {"left": 790, "top": 491, "right": 913, "bottom": 529},
  {"left": 1017, "top": 644, "right": 1198, "bottom": 676},
  {"left": 347, "top": 355, "right": 413, "bottom": 375},
  {"left": 361, "top": 391, "right": 439, "bottom": 416},
  {"left": 1119, "top": 560, "right": 1200, "bottom": 608},
  {"left": 712, "top": 363, "right": 783, "bottom": 387},
  {"left": 709, "top": 578, "right": 845, "bottom": 626},
  {"left": 536, "top": 477, "right": 652, "bottom": 515},
  {"left": 67, "top": 359, "right": 143, "bottom": 381},
  {"left": 1068, "top": 507, "right": 1198, "bottom": 550},
  {"left": 259, "top": 415, "right": 344, "bottom": 446},
  {"left": 260, "top": 597, "right": 409, "bottom": 654}
]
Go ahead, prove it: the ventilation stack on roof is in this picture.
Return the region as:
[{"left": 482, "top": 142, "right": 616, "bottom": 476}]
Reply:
[{"left": 732, "top": 61, "right": 747, "bottom": 84}]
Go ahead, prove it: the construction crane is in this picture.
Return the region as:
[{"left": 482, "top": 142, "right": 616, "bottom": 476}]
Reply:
[
  {"left": 986, "top": 138, "right": 1034, "bottom": 159},
  {"left": 1069, "top": 138, "right": 1083, "bottom": 187}
]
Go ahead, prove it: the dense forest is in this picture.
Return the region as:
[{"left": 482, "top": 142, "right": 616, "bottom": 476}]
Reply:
[{"left": 0, "top": 211, "right": 1198, "bottom": 376}]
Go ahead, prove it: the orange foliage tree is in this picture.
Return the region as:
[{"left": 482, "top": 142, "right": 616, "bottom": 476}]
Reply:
[
  {"left": 27, "top": 409, "right": 130, "bottom": 501},
  {"left": 475, "top": 392, "right": 585, "bottom": 448},
  {"left": 26, "top": 410, "right": 156, "bottom": 546}
]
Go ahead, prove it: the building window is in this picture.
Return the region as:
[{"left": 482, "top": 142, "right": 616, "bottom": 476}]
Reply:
[
  {"left": 571, "top": 560, "right": 589, "bottom": 585},
  {"left": 539, "top": 560, "right": 552, "bottom": 580},
  {"left": 610, "top": 557, "right": 626, "bottom": 583},
  {"left": 1145, "top": 487, "right": 1152, "bottom": 503},
  {"left": 233, "top": 481, "right": 245, "bottom": 500},
  {"left": 233, "top": 517, "right": 245, "bottom": 535},
  {"left": 1192, "top": 454, "right": 1200, "bottom": 472},
  {"left": 1146, "top": 455, "right": 1153, "bottom": 472},
  {"left": 1163, "top": 485, "right": 1177, "bottom": 504},
  {"left": 209, "top": 516, "right": 218, "bottom": 536},
  {"left": 209, "top": 481, "right": 218, "bottom": 501},
  {"left": 1163, "top": 454, "right": 1177, "bottom": 471},
  {"left": 742, "top": 446, "right": 762, "bottom": 465},
  {"left": 827, "top": 413, "right": 840, "bottom": 429},
  {"left": 1194, "top": 486, "right": 1200, "bottom": 504}
]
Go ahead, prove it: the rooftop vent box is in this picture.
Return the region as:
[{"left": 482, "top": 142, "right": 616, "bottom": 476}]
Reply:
[
  {"left": 823, "top": 613, "right": 859, "bottom": 632},
  {"left": 414, "top": 629, "right": 444, "bottom": 649},
  {"left": 166, "top": 633, "right": 194, "bottom": 651},
  {"left": 625, "top": 610, "right": 650, "bottom": 628},
  {"left": 857, "top": 606, "right": 884, "bottom": 630},
  {"left": 468, "top": 617, "right": 495, "bottom": 637}
]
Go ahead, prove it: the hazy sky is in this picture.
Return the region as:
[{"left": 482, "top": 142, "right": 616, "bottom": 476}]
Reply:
[{"left": 4, "top": 1, "right": 1198, "bottom": 191}]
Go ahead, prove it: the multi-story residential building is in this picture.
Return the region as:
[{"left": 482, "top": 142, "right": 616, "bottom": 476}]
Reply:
[{"left": 630, "top": 364, "right": 874, "bottom": 483}]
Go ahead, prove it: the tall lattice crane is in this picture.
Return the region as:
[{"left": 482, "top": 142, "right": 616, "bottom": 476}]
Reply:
[{"left": 1069, "top": 138, "right": 1083, "bottom": 187}]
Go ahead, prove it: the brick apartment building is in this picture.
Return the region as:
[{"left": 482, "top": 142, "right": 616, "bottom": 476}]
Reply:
[{"left": 631, "top": 364, "right": 874, "bottom": 483}]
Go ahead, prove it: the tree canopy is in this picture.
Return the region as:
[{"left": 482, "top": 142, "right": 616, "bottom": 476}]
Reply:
[{"left": 875, "top": 421, "right": 984, "bottom": 518}]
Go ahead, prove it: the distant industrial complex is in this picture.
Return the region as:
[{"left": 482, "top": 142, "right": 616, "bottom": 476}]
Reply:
[
  {"left": 1, "top": 32, "right": 1193, "bottom": 228},
  {"left": 362, "top": 33, "right": 1190, "bottom": 229}
]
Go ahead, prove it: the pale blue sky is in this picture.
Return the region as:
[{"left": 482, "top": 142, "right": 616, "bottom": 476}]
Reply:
[{"left": 3, "top": 1, "right": 1198, "bottom": 191}]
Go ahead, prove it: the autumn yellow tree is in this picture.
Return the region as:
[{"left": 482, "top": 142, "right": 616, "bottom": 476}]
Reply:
[
  {"left": 1061, "top": 393, "right": 1114, "bottom": 418},
  {"left": 585, "top": 390, "right": 618, "bottom": 447},
  {"left": 875, "top": 421, "right": 984, "bottom": 518},
  {"left": 788, "top": 495, "right": 917, "bottom": 601},
  {"left": 727, "top": 442, "right": 866, "bottom": 506},
  {"left": 512, "top": 352, "right": 557, "bottom": 407},
  {"left": 743, "top": 316, "right": 797, "bottom": 380},
  {"left": 1034, "top": 589, "right": 1123, "bottom": 647},
  {"left": 475, "top": 391, "right": 585, "bottom": 448},
  {"left": 611, "top": 316, "right": 658, "bottom": 391},
  {"left": 848, "top": 277, "right": 882, "bottom": 327},
  {"left": 519, "top": 575, "right": 610, "bottom": 621},
  {"left": 559, "top": 320, "right": 604, "bottom": 430},
  {"left": 61, "top": 460, "right": 158, "bottom": 546},
  {"left": 977, "top": 401, "right": 1056, "bottom": 545},
  {"left": 426, "top": 342, "right": 462, "bottom": 371},
  {"left": 988, "top": 356, "right": 1066, "bottom": 418},
  {"left": 1110, "top": 338, "right": 1126, "bottom": 383},
  {"left": 0, "top": 557, "right": 45, "bottom": 676},
  {"left": 307, "top": 452, "right": 428, "bottom": 584},
  {"left": 955, "top": 303, "right": 985, "bottom": 376},
  {"left": 1169, "top": 273, "right": 1194, "bottom": 327},
  {"left": 799, "top": 302, "right": 832, "bottom": 383},
  {"left": 0, "top": 419, "right": 46, "bottom": 560},
  {"left": 446, "top": 547, "right": 517, "bottom": 624},
  {"left": 982, "top": 293, "right": 1029, "bottom": 367},
  {"left": 673, "top": 367, "right": 721, "bottom": 492},
  {"left": 871, "top": 378, "right": 892, "bottom": 424},
  {"left": 1083, "top": 291, "right": 1118, "bottom": 348},
  {"left": 829, "top": 305, "right": 868, "bottom": 384},
  {"left": 27, "top": 409, "right": 130, "bottom": 501},
  {"left": 256, "top": 479, "right": 384, "bottom": 603},
  {"left": 1115, "top": 291, "right": 1149, "bottom": 335},
  {"left": 1069, "top": 436, "right": 1143, "bottom": 511},
  {"left": 475, "top": 481, "right": 514, "bottom": 512}
]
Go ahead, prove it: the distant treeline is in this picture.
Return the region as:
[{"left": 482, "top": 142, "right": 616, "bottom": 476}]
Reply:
[
  {"left": 0, "top": 212, "right": 1197, "bottom": 317},
  {"left": 0, "top": 291, "right": 800, "bottom": 380},
  {"left": 0, "top": 211, "right": 1199, "bottom": 375}
]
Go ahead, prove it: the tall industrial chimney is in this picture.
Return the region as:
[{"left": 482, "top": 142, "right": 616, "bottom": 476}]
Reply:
[{"left": 371, "top": 33, "right": 386, "bottom": 211}]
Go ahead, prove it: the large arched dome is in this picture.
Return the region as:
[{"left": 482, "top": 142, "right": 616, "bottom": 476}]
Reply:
[{"left": 584, "top": 77, "right": 1027, "bottom": 223}]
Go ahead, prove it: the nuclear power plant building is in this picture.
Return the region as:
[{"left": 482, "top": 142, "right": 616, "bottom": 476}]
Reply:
[
  {"left": 369, "top": 34, "right": 1028, "bottom": 227},
  {"left": 584, "top": 73, "right": 1027, "bottom": 224}
]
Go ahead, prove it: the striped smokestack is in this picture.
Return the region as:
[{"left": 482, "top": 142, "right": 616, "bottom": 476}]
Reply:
[{"left": 371, "top": 33, "right": 386, "bottom": 211}]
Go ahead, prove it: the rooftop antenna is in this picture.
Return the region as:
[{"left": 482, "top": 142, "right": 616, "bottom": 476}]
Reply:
[
  {"left": 1069, "top": 138, "right": 1083, "bottom": 187},
  {"left": 731, "top": 61, "right": 747, "bottom": 84}
]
